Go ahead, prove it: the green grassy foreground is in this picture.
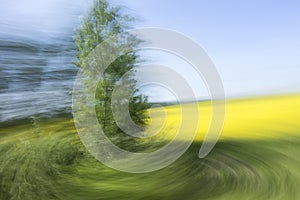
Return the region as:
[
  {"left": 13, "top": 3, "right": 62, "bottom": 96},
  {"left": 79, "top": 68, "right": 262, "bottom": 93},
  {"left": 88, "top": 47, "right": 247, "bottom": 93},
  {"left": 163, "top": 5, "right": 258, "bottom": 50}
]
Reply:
[{"left": 1, "top": 95, "right": 300, "bottom": 199}]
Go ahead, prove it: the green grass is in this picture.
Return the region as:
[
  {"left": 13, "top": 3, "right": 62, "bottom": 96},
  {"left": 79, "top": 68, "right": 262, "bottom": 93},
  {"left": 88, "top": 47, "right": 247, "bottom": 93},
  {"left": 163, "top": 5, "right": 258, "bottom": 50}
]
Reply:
[{"left": 0, "top": 116, "right": 300, "bottom": 200}]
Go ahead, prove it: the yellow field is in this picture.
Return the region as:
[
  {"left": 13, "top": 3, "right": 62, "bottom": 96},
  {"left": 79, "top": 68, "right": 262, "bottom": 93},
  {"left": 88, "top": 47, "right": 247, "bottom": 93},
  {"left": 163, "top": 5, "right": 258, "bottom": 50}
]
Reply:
[{"left": 148, "top": 94, "right": 300, "bottom": 142}]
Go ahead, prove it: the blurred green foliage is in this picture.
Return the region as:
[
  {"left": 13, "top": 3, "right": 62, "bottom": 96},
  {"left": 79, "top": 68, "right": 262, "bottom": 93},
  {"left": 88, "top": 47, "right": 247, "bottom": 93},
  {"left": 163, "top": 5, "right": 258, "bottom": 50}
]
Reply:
[{"left": 73, "top": 0, "right": 149, "bottom": 144}]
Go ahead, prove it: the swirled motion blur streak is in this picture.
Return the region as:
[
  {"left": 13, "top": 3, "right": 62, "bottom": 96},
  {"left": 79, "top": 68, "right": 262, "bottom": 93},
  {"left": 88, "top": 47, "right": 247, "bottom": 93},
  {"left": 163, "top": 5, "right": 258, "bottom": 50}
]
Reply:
[{"left": 0, "top": 0, "right": 300, "bottom": 200}]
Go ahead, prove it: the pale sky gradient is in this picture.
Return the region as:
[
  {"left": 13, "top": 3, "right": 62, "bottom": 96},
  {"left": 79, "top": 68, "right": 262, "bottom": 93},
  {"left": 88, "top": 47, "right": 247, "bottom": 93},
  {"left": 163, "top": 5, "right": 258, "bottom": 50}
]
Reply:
[{"left": 122, "top": 0, "right": 300, "bottom": 100}]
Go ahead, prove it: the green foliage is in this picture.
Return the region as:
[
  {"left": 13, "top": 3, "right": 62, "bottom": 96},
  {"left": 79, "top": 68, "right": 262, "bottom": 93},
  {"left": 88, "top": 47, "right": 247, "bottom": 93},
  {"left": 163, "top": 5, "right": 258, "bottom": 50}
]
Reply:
[
  {"left": 74, "top": 0, "right": 150, "bottom": 138},
  {"left": 1, "top": 119, "right": 300, "bottom": 200}
]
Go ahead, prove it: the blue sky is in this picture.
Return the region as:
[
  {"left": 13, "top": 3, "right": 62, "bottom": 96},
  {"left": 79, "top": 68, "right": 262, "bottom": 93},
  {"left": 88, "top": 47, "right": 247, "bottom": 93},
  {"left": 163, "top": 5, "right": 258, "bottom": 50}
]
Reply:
[
  {"left": 122, "top": 0, "right": 300, "bottom": 100},
  {"left": 1, "top": 0, "right": 300, "bottom": 101}
]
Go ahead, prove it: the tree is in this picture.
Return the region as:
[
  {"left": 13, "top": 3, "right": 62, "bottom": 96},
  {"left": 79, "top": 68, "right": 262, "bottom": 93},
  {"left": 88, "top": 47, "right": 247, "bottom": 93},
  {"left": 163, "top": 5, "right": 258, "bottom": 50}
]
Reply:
[{"left": 73, "top": 0, "right": 149, "bottom": 142}]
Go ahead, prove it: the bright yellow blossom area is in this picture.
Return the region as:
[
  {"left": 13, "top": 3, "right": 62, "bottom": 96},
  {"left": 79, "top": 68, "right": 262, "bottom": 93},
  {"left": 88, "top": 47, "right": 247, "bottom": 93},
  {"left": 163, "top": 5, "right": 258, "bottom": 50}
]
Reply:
[{"left": 148, "top": 94, "right": 300, "bottom": 142}]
